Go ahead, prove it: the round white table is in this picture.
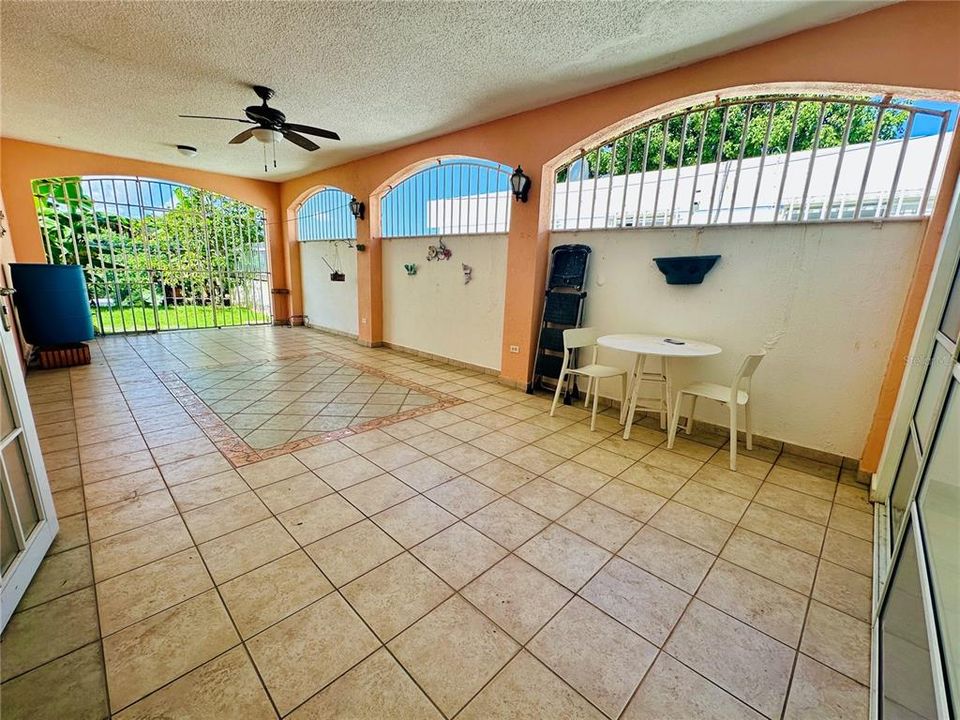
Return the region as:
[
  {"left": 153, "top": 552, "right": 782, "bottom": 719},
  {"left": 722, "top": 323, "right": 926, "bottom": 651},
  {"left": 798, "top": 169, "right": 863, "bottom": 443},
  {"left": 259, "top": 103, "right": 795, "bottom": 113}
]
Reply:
[{"left": 597, "top": 334, "right": 721, "bottom": 440}]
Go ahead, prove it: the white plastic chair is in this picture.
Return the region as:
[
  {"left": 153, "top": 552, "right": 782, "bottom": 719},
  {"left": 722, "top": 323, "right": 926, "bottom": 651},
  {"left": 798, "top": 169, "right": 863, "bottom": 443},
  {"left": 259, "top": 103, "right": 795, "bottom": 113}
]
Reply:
[
  {"left": 549, "top": 328, "right": 628, "bottom": 431},
  {"left": 667, "top": 350, "right": 766, "bottom": 471}
]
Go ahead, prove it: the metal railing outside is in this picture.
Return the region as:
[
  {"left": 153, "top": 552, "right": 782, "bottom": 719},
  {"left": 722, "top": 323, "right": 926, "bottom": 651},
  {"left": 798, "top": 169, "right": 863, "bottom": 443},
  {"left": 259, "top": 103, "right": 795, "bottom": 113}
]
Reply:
[
  {"left": 553, "top": 95, "right": 953, "bottom": 231},
  {"left": 296, "top": 187, "right": 356, "bottom": 242},
  {"left": 380, "top": 158, "right": 513, "bottom": 238},
  {"left": 32, "top": 176, "right": 271, "bottom": 334}
]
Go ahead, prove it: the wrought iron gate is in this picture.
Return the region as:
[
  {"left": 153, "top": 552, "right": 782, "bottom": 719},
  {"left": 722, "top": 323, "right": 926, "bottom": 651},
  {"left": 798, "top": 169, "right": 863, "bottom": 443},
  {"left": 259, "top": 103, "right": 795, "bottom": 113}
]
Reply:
[{"left": 32, "top": 176, "right": 271, "bottom": 334}]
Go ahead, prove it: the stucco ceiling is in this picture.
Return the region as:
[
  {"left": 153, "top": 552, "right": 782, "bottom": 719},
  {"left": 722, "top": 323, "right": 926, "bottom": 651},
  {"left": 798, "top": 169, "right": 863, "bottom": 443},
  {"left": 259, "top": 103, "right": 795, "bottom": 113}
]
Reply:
[{"left": 1, "top": 0, "right": 887, "bottom": 181}]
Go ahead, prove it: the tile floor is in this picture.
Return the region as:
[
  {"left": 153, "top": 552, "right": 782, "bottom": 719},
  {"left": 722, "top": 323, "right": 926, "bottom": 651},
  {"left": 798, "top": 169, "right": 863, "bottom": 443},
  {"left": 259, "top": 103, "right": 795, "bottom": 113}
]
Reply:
[{"left": 0, "top": 326, "right": 875, "bottom": 719}]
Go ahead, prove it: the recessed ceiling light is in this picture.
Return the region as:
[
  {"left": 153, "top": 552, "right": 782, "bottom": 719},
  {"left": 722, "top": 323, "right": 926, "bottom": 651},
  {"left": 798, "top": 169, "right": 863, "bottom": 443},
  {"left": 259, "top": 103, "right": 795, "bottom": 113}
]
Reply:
[{"left": 176, "top": 144, "right": 198, "bottom": 157}]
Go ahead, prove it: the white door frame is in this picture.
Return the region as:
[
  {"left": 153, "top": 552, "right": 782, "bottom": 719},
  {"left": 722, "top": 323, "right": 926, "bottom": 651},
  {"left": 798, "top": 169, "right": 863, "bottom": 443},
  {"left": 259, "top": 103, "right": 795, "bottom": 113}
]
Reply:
[{"left": 0, "top": 286, "right": 59, "bottom": 631}]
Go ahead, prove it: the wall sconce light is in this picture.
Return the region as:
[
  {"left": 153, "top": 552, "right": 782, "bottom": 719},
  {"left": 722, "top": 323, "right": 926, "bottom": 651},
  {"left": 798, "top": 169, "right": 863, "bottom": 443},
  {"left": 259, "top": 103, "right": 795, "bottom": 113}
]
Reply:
[
  {"left": 510, "top": 166, "right": 532, "bottom": 203},
  {"left": 349, "top": 197, "right": 365, "bottom": 221}
]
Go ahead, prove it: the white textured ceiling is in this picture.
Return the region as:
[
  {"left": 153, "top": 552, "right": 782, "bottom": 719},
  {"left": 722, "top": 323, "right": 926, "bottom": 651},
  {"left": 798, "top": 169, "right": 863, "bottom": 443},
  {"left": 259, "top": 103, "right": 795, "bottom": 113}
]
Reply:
[{"left": 1, "top": 0, "right": 886, "bottom": 181}]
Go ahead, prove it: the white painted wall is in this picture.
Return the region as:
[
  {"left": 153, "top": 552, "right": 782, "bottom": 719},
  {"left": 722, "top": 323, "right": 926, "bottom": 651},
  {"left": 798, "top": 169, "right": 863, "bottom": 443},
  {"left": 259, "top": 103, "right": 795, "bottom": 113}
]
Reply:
[
  {"left": 300, "top": 241, "right": 359, "bottom": 336},
  {"left": 382, "top": 234, "right": 507, "bottom": 370},
  {"left": 552, "top": 221, "right": 925, "bottom": 457}
]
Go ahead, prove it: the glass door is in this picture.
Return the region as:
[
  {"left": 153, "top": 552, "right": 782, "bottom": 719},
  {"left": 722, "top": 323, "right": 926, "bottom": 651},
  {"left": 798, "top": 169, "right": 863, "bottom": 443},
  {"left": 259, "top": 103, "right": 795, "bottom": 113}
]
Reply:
[{"left": 0, "top": 281, "right": 59, "bottom": 631}]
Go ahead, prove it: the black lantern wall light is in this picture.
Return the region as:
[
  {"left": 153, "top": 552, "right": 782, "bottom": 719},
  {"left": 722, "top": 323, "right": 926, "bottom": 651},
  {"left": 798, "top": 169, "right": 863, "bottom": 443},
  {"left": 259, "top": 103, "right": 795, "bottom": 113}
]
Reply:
[
  {"left": 349, "top": 197, "right": 365, "bottom": 221},
  {"left": 510, "top": 166, "right": 532, "bottom": 203}
]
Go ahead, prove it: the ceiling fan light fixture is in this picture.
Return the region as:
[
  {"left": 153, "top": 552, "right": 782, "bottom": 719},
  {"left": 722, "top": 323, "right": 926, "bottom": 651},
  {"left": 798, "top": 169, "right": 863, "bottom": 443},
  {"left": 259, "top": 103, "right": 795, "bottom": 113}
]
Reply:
[
  {"left": 251, "top": 128, "right": 283, "bottom": 144},
  {"left": 176, "top": 144, "right": 198, "bottom": 157}
]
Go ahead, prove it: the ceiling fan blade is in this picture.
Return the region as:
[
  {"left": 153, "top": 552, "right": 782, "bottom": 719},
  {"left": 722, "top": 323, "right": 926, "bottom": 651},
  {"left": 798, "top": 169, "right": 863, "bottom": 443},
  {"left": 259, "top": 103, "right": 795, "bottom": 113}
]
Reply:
[
  {"left": 179, "top": 114, "right": 254, "bottom": 123},
  {"left": 281, "top": 129, "right": 320, "bottom": 152},
  {"left": 283, "top": 123, "right": 340, "bottom": 141},
  {"left": 229, "top": 128, "right": 254, "bottom": 144}
]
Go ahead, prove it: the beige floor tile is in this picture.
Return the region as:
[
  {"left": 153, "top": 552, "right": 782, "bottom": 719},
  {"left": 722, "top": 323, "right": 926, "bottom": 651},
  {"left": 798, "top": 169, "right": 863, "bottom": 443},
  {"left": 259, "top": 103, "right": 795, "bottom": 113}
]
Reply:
[
  {"left": 382, "top": 417, "right": 433, "bottom": 439},
  {"left": 801, "top": 601, "right": 870, "bottom": 684},
  {"left": 113, "top": 646, "right": 275, "bottom": 720},
  {"left": 668, "top": 437, "right": 718, "bottom": 461},
  {"left": 392, "top": 456, "right": 459, "bottom": 491},
  {"left": 406, "top": 429, "right": 462, "bottom": 455},
  {"left": 411, "top": 522, "right": 507, "bottom": 589},
  {"left": 458, "top": 650, "right": 605, "bottom": 720},
  {"left": 97, "top": 548, "right": 213, "bottom": 635},
  {"left": 784, "top": 654, "right": 868, "bottom": 720},
  {"left": 0, "top": 642, "right": 108, "bottom": 720},
  {"left": 389, "top": 596, "right": 518, "bottom": 716},
  {"left": 149, "top": 436, "right": 217, "bottom": 466},
  {"left": 341, "top": 473, "right": 417, "bottom": 515},
  {"left": 19, "top": 545, "right": 92, "bottom": 610},
  {"left": 342, "top": 553, "right": 452, "bottom": 640},
  {"left": 465, "top": 497, "right": 550, "bottom": 550},
  {"left": 821, "top": 528, "right": 873, "bottom": 578},
  {"left": 462, "top": 555, "right": 572, "bottom": 643},
  {"left": 364, "top": 442, "right": 427, "bottom": 471},
  {"left": 48, "top": 464, "right": 83, "bottom": 492},
  {"left": 530, "top": 597, "right": 657, "bottom": 718},
  {"left": 159, "top": 451, "right": 233, "bottom": 487},
  {"left": 293, "top": 440, "right": 357, "bottom": 469},
  {"left": 767, "top": 465, "right": 837, "bottom": 501},
  {"left": 698, "top": 559, "right": 808, "bottom": 646},
  {"left": 53, "top": 486, "right": 85, "bottom": 518},
  {"left": 544, "top": 460, "right": 611, "bottom": 495},
  {"left": 622, "top": 653, "right": 764, "bottom": 720},
  {"left": 341, "top": 428, "right": 397, "bottom": 453},
  {"left": 648, "top": 500, "right": 733, "bottom": 554},
  {"left": 828, "top": 505, "right": 873, "bottom": 541},
  {"left": 371, "top": 495, "right": 457, "bottom": 547},
  {"left": 470, "top": 429, "right": 528, "bottom": 456},
  {"left": 674, "top": 480, "right": 750, "bottom": 523},
  {"left": 595, "top": 435, "right": 655, "bottom": 461},
  {"left": 247, "top": 592, "right": 380, "bottom": 715},
  {"left": 720, "top": 527, "right": 819, "bottom": 595},
  {"left": 580, "top": 557, "right": 689, "bottom": 646},
  {"left": 87, "top": 489, "right": 178, "bottom": 541},
  {"left": 81, "top": 449, "right": 156, "bottom": 485},
  {"left": 709, "top": 449, "right": 774, "bottom": 480},
  {"left": 198, "top": 516, "right": 298, "bottom": 584},
  {"left": 0, "top": 588, "right": 100, "bottom": 682},
  {"left": 103, "top": 589, "right": 239, "bottom": 712},
  {"left": 90, "top": 515, "right": 192, "bottom": 582},
  {"left": 833, "top": 484, "right": 872, "bottom": 514},
  {"left": 83, "top": 468, "right": 165, "bottom": 510},
  {"left": 313, "top": 455, "right": 384, "bottom": 490},
  {"left": 692, "top": 462, "right": 763, "bottom": 500},
  {"left": 572, "top": 446, "right": 635, "bottom": 476},
  {"left": 617, "top": 461, "right": 687, "bottom": 498},
  {"left": 288, "top": 648, "right": 442, "bottom": 720},
  {"left": 49, "top": 512, "right": 89, "bottom": 555},
  {"left": 641, "top": 448, "right": 703, "bottom": 478},
  {"left": 533, "top": 432, "right": 592, "bottom": 459},
  {"left": 591, "top": 479, "right": 666, "bottom": 522},
  {"left": 812, "top": 560, "right": 872, "bottom": 621},
  {"left": 516, "top": 524, "right": 611, "bottom": 591},
  {"left": 619, "top": 524, "right": 714, "bottom": 593},
  {"left": 169, "top": 469, "right": 248, "bottom": 512},
  {"left": 425, "top": 476, "right": 500, "bottom": 518},
  {"left": 776, "top": 454, "right": 839, "bottom": 482},
  {"left": 468, "top": 458, "right": 537, "bottom": 493},
  {"left": 436, "top": 443, "right": 498, "bottom": 473},
  {"left": 141, "top": 423, "right": 206, "bottom": 450},
  {"left": 255, "top": 470, "right": 333, "bottom": 513},
  {"left": 278, "top": 493, "right": 364, "bottom": 545},
  {"left": 444, "top": 419, "right": 492, "bottom": 442},
  {"left": 503, "top": 445, "right": 565, "bottom": 475},
  {"left": 755, "top": 483, "right": 832, "bottom": 524},
  {"left": 558, "top": 498, "right": 642, "bottom": 552},
  {"left": 236, "top": 453, "right": 309, "bottom": 489},
  {"left": 665, "top": 599, "right": 795, "bottom": 718},
  {"left": 182, "top": 491, "right": 271, "bottom": 544},
  {"left": 739, "top": 504, "right": 825, "bottom": 556},
  {"left": 509, "top": 477, "right": 583, "bottom": 520},
  {"left": 220, "top": 550, "right": 333, "bottom": 638},
  {"left": 305, "top": 519, "right": 403, "bottom": 586}
]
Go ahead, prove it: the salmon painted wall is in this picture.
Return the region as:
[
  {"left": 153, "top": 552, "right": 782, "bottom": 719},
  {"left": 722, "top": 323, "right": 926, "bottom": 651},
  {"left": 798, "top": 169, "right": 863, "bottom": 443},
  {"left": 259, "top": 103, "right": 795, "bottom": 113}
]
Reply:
[{"left": 0, "top": 138, "right": 287, "bottom": 320}]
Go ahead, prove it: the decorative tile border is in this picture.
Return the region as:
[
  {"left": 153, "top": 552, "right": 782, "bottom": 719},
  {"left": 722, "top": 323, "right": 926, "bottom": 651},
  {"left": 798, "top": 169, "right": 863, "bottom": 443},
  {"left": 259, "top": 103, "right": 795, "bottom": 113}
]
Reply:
[{"left": 158, "top": 349, "right": 464, "bottom": 467}]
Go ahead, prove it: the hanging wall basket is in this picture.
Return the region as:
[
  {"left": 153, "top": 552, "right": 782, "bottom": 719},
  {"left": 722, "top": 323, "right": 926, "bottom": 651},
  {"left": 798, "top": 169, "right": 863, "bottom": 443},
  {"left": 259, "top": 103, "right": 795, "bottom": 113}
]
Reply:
[{"left": 653, "top": 255, "right": 721, "bottom": 285}]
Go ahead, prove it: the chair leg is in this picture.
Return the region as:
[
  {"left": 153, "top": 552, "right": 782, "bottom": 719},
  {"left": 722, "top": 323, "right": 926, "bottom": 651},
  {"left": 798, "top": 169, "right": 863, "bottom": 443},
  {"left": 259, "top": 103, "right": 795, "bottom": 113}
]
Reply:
[
  {"left": 667, "top": 392, "right": 684, "bottom": 448},
  {"left": 745, "top": 402, "right": 753, "bottom": 450},
  {"left": 591, "top": 381, "right": 601, "bottom": 431},
  {"left": 550, "top": 371, "right": 566, "bottom": 417},
  {"left": 619, "top": 374, "right": 627, "bottom": 425},
  {"left": 685, "top": 396, "right": 697, "bottom": 435},
  {"left": 729, "top": 404, "right": 738, "bottom": 471},
  {"left": 583, "top": 377, "right": 593, "bottom": 409}
]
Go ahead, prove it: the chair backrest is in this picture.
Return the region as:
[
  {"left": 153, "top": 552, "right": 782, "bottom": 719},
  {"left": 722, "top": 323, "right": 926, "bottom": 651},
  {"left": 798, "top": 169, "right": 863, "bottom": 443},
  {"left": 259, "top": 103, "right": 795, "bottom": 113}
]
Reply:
[
  {"left": 731, "top": 350, "right": 766, "bottom": 401},
  {"left": 562, "top": 327, "right": 598, "bottom": 350}
]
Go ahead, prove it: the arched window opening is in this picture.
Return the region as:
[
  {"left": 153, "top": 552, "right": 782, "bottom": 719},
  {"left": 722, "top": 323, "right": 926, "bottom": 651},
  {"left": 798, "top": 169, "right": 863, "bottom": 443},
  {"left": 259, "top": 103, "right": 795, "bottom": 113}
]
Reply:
[
  {"left": 380, "top": 158, "right": 513, "bottom": 238},
  {"left": 296, "top": 187, "right": 357, "bottom": 242},
  {"left": 31, "top": 176, "right": 270, "bottom": 334},
  {"left": 553, "top": 94, "right": 958, "bottom": 231}
]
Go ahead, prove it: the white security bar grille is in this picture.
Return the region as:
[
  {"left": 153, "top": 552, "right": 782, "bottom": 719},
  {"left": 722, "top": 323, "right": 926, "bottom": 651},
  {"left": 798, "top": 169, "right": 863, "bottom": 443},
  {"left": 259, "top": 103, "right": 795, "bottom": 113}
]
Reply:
[
  {"left": 32, "top": 176, "right": 271, "bottom": 334},
  {"left": 553, "top": 95, "right": 953, "bottom": 231},
  {"left": 380, "top": 158, "right": 513, "bottom": 238},
  {"left": 297, "top": 187, "right": 357, "bottom": 242}
]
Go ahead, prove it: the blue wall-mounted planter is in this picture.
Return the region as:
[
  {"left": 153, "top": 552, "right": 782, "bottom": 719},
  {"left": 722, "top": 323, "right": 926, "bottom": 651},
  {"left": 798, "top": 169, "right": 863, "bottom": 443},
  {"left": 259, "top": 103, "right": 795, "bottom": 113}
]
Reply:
[{"left": 653, "top": 255, "right": 721, "bottom": 285}]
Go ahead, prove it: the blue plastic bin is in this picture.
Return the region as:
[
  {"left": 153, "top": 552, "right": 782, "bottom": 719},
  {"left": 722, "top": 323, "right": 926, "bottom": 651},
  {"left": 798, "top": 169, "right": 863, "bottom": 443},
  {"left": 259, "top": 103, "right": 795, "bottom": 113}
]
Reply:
[{"left": 9, "top": 263, "right": 95, "bottom": 346}]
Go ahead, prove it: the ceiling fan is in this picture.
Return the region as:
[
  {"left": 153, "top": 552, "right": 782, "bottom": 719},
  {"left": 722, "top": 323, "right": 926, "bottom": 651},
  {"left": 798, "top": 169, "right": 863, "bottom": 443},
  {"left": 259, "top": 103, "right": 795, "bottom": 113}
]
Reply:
[{"left": 179, "top": 85, "right": 340, "bottom": 153}]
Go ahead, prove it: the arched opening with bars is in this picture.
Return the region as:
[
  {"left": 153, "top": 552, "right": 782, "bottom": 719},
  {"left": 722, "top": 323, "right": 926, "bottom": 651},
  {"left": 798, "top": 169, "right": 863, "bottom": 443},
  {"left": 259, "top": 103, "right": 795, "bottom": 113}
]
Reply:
[
  {"left": 380, "top": 157, "right": 514, "bottom": 238},
  {"left": 31, "top": 175, "right": 270, "bottom": 334},
  {"left": 553, "top": 94, "right": 955, "bottom": 231},
  {"left": 295, "top": 186, "right": 359, "bottom": 336}
]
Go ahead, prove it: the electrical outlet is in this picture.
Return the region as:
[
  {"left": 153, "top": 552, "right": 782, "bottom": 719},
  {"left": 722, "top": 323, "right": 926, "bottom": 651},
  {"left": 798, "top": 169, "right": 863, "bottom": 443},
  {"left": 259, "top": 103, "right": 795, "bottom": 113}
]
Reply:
[{"left": 509, "top": 345, "right": 520, "bottom": 353}]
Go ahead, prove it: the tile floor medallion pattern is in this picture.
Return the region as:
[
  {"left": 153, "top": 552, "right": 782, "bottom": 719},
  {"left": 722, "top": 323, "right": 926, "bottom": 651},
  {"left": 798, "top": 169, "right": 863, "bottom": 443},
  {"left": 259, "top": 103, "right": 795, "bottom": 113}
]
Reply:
[{"left": 1, "top": 326, "right": 874, "bottom": 719}]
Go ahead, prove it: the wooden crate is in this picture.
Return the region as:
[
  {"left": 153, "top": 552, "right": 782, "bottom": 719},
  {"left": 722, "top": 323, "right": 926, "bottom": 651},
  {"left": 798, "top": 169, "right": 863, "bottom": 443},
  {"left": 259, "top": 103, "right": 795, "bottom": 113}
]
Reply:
[{"left": 38, "top": 343, "right": 91, "bottom": 369}]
